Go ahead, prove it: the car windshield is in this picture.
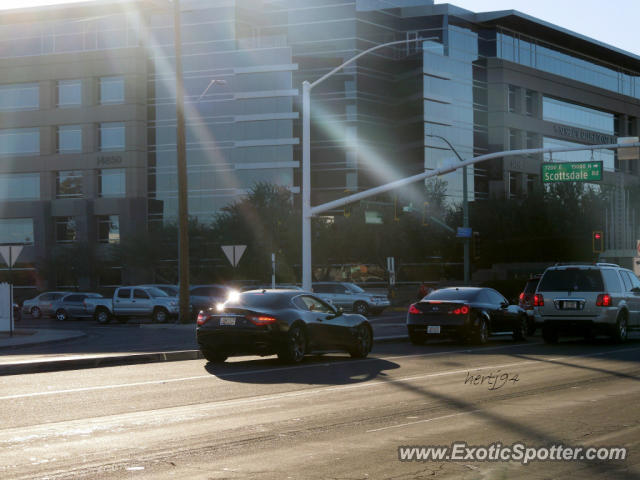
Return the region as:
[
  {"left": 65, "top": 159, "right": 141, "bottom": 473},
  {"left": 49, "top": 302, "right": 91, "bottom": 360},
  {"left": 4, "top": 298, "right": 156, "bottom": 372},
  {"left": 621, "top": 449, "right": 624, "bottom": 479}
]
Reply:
[
  {"left": 424, "top": 288, "right": 480, "bottom": 301},
  {"left": 225, "top": 292, "right": 290, "bottom": 310},
  {"left": 538, "top": 269, "right": 604, "bottom": 292},
  {"left": 146, "top": 287, "right": 169, "bottom": 298},
  {"left": 346, "top": 283, "right": 365, "bottom": 293}
]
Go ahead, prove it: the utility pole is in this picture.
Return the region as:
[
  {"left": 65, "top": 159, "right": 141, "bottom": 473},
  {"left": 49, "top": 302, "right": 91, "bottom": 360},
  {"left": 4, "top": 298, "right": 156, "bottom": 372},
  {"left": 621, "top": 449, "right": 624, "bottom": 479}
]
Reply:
[{"left": 174, "top": 0, "right": 190, "bottom": 322}]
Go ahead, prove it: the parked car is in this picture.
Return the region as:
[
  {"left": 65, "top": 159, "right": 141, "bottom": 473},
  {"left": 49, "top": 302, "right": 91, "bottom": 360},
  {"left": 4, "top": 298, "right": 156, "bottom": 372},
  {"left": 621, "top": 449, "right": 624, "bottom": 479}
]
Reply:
[
  {"left": 51, "top": 293, "right": 103, "bottom": 321},
  {"left": 312, "top": 282, "right": 390, "bottom": 316},
  {"left": 190, "top": 284, "right": 235, "bottom": 316},
  {"left": 241, "top": 284, "right": 305, "bottom": 292},
  {"left": 534, "top": 263, "right": 640, "bottom": 343},
  {"left": 406, "top": 286, "right": 528, "bottom": 345},
  {"left": 83, "top": 286, "right": 178, "bottom": 324},
  {"left": 196, "top": 289, "right": 373, "bottom": 363},
  {"left": 518, "top": 274, "right": 542, "bottom": 335},
  {"left": 22, "top": 291, "right": 71, "bottom": 318}
]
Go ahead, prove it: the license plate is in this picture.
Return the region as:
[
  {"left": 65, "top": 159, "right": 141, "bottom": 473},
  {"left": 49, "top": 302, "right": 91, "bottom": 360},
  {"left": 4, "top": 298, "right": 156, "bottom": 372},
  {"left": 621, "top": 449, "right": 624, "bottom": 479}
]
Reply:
[
  {"left": 427, "top": 326, "right": 441, "bottom": 334},
  {"left": 563, "top": 301, "right": 577, "bottom": 309},
  {"left": 219, "top": 316, "right": 236, "bottom": 326}
]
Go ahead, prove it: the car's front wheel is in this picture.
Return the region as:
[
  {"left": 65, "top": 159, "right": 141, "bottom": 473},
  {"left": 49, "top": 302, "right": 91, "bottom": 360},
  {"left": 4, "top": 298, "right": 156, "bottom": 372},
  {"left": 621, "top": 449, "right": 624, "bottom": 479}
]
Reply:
[
  {"left": 55, "top": 309, "right": 68, "bottom": 322},
  {"left": 31, "top": 307, "right": 41, "bottom": 319},
  {"left": 278, "top": 324, "right": 306, "bottom": 363},
  {"left": 349, "top": 324, "right": 372, "bottom": 358},
  {"left": 153, "top": 307, "right": 169, "bottom": 324},
  {"left": 354, "top": 301, "right": 370, "bottom": 316}
]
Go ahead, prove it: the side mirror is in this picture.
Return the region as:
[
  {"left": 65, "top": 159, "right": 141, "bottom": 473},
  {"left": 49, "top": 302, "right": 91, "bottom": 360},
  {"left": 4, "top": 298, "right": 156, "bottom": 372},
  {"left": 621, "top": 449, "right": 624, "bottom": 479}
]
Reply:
[{"left": 329, "top": 307, "right": 343, "bottom": 318}]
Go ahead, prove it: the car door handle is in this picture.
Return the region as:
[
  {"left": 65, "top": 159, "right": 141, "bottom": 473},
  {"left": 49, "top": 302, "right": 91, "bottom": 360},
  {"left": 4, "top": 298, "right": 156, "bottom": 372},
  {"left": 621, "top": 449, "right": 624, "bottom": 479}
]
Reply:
[{"left": 317, "top": 318, "right": 323, "bottom": 322}]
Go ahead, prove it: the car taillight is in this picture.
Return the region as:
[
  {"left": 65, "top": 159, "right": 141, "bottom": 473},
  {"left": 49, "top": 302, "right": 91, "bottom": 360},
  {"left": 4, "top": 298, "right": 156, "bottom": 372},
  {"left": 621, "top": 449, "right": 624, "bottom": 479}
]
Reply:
[
  {"left": 534, "top": 294, "right": 544, "bottom": 306},
  {"left": 451, "top": 305, "right": 470, "bottom": 315},
  {"left": 246, "top": 314, "right": 277, "bottom": 326},
  {"left": 596, "top": 294, "right": 612, "bottom": 307},
  {"left": 196, "top": 311, "right": 208, "bottom": 326},
  {"left": 408, "top": 304, "right": 420, "bottom": 314},
  {"left": 519, "top": 292, "right": 525, "bottom": 302}
]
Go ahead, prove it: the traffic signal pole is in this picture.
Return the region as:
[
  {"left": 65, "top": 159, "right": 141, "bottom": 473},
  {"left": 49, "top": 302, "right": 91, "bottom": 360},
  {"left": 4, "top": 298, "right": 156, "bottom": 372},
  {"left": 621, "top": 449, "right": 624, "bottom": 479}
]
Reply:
[{"left": 301, "top": 141, "right": 640, "bottom": 290}]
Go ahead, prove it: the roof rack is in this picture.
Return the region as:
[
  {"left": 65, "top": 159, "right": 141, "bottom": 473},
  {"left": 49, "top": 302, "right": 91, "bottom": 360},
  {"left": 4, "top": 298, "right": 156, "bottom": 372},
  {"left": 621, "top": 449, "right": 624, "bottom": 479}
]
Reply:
[{"left": 594, "top": 262, "right": 620, "bottom": 267}]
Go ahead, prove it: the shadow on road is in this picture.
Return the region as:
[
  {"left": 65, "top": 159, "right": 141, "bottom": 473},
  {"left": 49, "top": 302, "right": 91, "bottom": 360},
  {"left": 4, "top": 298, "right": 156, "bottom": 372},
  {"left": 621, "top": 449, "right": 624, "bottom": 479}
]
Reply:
[{"left": 204, "top": 354, "right": 400, "bottom": 386}]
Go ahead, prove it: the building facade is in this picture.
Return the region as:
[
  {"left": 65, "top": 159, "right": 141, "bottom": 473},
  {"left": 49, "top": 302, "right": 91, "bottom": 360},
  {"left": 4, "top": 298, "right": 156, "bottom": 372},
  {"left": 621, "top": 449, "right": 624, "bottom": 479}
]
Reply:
[{"left": 0, "top": 0, "right": 638, "bottom": 293}]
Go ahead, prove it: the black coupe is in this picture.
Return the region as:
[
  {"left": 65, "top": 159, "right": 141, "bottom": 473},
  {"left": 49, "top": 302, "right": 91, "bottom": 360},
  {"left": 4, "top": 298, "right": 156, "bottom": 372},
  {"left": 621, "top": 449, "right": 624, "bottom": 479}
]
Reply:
[
  {"left": 406, "top": 287, "right": 528, "bottom": 345},
  {"left": 196, "top": 289, "right": 373, "bottom": 363}
]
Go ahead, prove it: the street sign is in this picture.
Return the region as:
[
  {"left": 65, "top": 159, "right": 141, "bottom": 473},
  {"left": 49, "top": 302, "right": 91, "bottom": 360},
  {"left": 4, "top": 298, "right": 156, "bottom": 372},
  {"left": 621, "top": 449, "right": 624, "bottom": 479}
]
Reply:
[
  {"left": 541, "top": 161, "right": 602, "bottom": 183},
  {"left": 0, "top": 245, "right": 23, "bottom": 268},
  {"left": 456, "top": 227, "right": 472, "bottom": 238},
  {"left": 221, "top": 245, "right": 246, "bottom": 267}
]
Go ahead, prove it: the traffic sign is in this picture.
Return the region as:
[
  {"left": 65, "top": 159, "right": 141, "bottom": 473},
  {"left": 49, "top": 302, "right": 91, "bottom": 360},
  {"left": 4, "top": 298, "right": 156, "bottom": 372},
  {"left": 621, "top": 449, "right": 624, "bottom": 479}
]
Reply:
[
  {"left": 221, "top": 245, "right": 246, "bottom": 267},
  {"left": 456, "top": 227, "right": 472, "bottom": 238},
  {"left": 0, "top": 245, "right": 23, "bottom": 268},
  {"left": 541, "top": 161, "right": 602, "bottom": 183}
]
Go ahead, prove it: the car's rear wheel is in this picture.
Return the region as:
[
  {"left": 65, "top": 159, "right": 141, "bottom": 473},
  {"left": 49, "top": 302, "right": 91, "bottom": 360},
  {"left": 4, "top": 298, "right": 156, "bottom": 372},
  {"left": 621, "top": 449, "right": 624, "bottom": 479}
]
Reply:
[
  {"left": 354, "top": 301, "right": 369, "bottom": 316},
  {"left": 95, "top": 308, "right": 111, "bottom": 324},
  {"left": 542, "top": 324, "right": 558, "bottom": 344},
  {"left": 409, "top": 331, "right": 427, "bottom": 345},
  {"left": 278, "top": 324, "right": 306, "bottom": 363},
  {"left": 611, "top": 313, "right": 628, "bottom": 343},
  {"left": 55, "top": 309, "right": 68, "bottom": 322},
  {"left": 349, "top": 324, "right": 372, "bottom": 358},
  {"left": 31, "top": 307, "right": 41, "bottom": 319},
  {"left": 474, "top": 317, "right": 489, "bottom": 345},
  {"left": 513, "top": 315, "right": 528, "bottom": 341},
  {"left": 153, "top": 307, "right": 169, "bottom": 324},
  {"left": 201, "top": 349, "right": 227, "bottom": 363}
]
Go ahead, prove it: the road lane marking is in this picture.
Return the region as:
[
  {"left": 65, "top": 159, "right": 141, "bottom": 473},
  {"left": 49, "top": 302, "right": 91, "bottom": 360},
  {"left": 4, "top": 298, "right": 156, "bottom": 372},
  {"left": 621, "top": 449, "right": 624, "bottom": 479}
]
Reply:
[
  {"left": 366, "top": 410, "right": 482, "bottom": 433},
  {"left": 0, "top": 345, "right": 638, "bottom": 402}
]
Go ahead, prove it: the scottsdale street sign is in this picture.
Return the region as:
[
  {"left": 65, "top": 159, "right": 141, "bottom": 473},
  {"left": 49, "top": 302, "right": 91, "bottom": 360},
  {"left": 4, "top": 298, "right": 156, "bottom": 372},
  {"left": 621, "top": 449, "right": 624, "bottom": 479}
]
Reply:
[{"left": 541, "top": 161, "right": 602, "bottom": 183}]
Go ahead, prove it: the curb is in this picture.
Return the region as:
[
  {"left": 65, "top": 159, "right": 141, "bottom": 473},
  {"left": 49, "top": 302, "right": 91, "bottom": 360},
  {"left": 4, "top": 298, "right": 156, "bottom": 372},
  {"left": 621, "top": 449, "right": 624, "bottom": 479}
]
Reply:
[{"left": 0, "top": 334, "right": 409, "bottom": 376}]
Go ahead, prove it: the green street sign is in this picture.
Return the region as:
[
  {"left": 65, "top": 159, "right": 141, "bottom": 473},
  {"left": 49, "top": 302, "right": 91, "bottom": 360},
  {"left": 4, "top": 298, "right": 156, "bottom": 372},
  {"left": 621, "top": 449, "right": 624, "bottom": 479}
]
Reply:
[{"left": 541, "top": 161, "right": 603, "bottom": 183}]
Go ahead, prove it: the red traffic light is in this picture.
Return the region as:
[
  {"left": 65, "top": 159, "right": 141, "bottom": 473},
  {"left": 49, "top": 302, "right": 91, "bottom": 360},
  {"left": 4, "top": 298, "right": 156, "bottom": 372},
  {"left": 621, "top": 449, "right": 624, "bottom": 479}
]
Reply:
[{"left": 594, "top": 233, "right": 601, "bottom": 240}]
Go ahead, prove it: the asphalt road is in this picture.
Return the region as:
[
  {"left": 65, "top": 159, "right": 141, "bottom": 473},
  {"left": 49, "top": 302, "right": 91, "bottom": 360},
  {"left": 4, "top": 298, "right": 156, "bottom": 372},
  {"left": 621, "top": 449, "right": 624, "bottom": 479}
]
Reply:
[{"left": 1, "top": 337, "right": 639, "bottom": 479}]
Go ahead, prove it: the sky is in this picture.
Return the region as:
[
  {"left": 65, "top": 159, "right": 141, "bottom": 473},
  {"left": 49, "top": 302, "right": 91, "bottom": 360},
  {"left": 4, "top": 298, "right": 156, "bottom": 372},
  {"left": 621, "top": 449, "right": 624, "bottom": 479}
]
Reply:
[{"left": 0, "top": 0, "right": 639, "bottom": 57}]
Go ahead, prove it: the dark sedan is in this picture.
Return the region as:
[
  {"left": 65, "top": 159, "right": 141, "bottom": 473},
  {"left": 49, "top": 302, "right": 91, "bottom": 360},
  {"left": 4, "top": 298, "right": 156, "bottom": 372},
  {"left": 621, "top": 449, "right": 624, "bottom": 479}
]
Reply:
[
  {"left": 406, "top": 287, "right": 528, "bottom": 345},
  {"left": 196, "top": 289, "right": 373, "bottom": 363}
]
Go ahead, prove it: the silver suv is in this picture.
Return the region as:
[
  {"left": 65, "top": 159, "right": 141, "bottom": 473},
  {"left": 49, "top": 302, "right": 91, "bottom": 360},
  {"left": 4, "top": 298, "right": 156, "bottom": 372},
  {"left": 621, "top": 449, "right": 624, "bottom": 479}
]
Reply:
[
  {"left": 534, "top": 263, "right": 640, "bottom": 343},
  {"left": 313, "top": 282, "right": 390, "bottom": 316}
]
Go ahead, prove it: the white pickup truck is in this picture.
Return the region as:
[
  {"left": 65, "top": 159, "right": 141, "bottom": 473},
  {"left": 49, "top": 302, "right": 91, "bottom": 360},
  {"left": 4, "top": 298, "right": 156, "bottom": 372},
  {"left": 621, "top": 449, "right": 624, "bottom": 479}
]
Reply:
[{"left": 83, "top": 286, "right": 179, "bottom": 324}]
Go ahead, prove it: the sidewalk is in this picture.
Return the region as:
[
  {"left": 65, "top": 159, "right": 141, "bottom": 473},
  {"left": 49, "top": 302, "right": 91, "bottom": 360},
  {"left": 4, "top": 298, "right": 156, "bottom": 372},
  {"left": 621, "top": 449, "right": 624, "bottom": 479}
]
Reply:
[{"left": 0, "top": 323, "right": 407, "bottom": 376}]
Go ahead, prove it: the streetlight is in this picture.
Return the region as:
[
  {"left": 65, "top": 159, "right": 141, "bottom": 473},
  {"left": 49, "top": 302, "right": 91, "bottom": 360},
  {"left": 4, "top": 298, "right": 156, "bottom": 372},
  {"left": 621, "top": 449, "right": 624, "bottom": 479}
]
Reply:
[
  {"left": 426, "top": 134, "right": 470, "bottom": 284},
  {"left": 301, "top": 37, "right": 432, "bottom": 291}
]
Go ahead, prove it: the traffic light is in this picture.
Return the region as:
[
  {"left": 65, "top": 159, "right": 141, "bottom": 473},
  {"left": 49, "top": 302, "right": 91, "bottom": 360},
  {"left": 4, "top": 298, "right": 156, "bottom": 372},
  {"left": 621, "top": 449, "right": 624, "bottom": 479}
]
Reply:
[
  {"left": 472, "top": 231, "right": 481, "bottom": 260},
  {"left": 592, "top": 231, "right": 604, "bottom": 253}
]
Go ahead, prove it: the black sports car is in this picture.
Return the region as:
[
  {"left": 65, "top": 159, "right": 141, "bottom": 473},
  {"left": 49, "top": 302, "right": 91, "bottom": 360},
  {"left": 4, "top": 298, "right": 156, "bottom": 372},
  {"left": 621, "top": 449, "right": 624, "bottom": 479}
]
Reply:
[
  {"left": 196, "top": 289, "right": 373, "bottom": 363},
  {"left": 406, "top": 287, "right": 528, "bottom": 345}
]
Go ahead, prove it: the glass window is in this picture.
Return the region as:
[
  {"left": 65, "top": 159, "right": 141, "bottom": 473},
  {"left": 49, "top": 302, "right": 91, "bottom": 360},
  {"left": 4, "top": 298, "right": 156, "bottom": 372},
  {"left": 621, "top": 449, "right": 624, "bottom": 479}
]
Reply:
[
  {"left": 55, "top": 216, "right": 77, "bottom": 243},
  {"left": 57, "top": 79, "right": 82, "bottom": 107},
  {"left": 133, "top": 289, "right": 149, "bottom": 299},
  {"left": 508, "top": 85, "right": 518, "bottom": 113},
  {"left": 0, "top": 128, "right": 40, "bottom": 155},
  {"left": 0, "top": 173, "right": 40, "bottom": 200},
  {"left": 619, "top": 271, "right": 633, "bottom": 291},
  {"left": 298, "top": 295, "right": 334, "bottom": 313},
  {"left": 100, "top": 122, "right": 125, "bottom": 151},
  {"left": 100, "top": 76, "right": 124, "bottom": 104},
  {"left": 525, "top": 90, "right": 536, "bottom": 117},
  {"left": 56, "top": 171, "right": 83, "bottom": 198},
  {"left": 99, "top": 168, "right": 125, "bottom": 197},
  {"left": 509, "top": 128, "right": 519, "bottom": 150},
  {"left": 538, "top": 269, "right": 604, "bottom": 292},
  {"left": 0, "top": 82, "right": 39, "bottom": 111},
  {"left": 425, "top": 288, "right": 480, "bottom": 301},
  {"left": 601, "top": 269, "right": 622, "bottom": 293},
  {"left": 97, "top": 215, "right": 120, "bottom": 244},
  {"left": 542, "top": 96, "right": 614, "bottom": 134},
  {"left": 0, "top": 218, "right": 34, "bottom": 244},
  {"left": 57, "top": 125, "right": 82, "bottom": 153},
  {"left": 117, "top": 288, "right": 130, "bottom": 299}
]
